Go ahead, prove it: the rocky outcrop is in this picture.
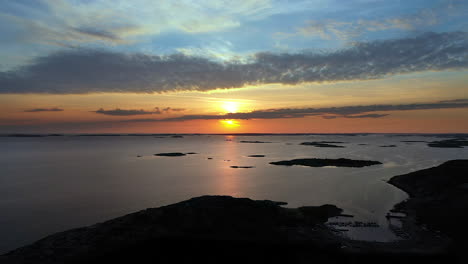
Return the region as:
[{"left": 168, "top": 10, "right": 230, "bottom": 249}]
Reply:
[
  {"left": 300, "top": 142, "right": 345, "bottom": 148},
  {"left": 388, "top": 160, "right": 468, "bottom": 263},
  {"left": 270, "top": 158, "right": 382, "bottom": 168},
  {"left": 0, "top": 196, "right": 343, "bottom": 264}
]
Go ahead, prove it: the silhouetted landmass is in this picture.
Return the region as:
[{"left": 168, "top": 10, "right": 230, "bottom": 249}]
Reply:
[
  {"left": 154, "top": 152, "right": 186, "bottom": 157},
  {"left": 171, "top": 135, "right": 183, "bottom": 138},
  {"left": 78, "top": 134, "right": 122, "bottom": 136},
  {"left": 300, "top": 142, "right": 345, "bottom": 148},
  {"left": 0, "top": 196, "right": 347, "bottom": 264},
  {"left": 185, "top": 152, "right": 198, "bottom": 155},
  {"left": 240, "top": 140, "right": 272, "bottom": 143},
  {"left": 248, "top": 155, "right": 265, "bottom": 157},
  {"left": 427, "top": 139, "right": 468, "bottom": 148},
  {"left": 400, "top": 141, "right": 427, "bottom": 143},
  {"left": 270, "top": 158, "right": 382, "bottom": 168},
  {"left": 1, "top": 188, "right": 463, "bottom": 263},
  {"left": 388, "top": 160, "right": 468, "bottom": 263},
  {"left": 230, "top": 166, "right": 255, "bottom": 169},
  {"left": 380, "top": 145, "right": 397, "bottom": 147},
  {"left": 6, "top": 134, "right": 45, "bottom": 137}
]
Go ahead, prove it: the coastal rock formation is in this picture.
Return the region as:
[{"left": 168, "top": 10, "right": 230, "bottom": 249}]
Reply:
[
  {"left": 270, "top": 158, "right": 382, "bottom": 168},
  {"left": 0, "top": 196, "right": 343, "bottom": 264},
  {"left": 388, "top": 160, "right": 468, "bottom": 262}
]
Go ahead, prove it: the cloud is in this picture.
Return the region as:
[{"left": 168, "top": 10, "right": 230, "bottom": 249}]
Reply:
[
  {"left": 125, "top": 99, "right": 468, "bottom": 122},
  {"left": 94, "top": 108, "right": 154, "bottom": 116},
  {"left": 0, "top": 31, "right": 467, "bottom": 94},
  {"left": 0, "top": 0, "right": 275, "bottom": 49},
  {"left": 24, "top": 107, "right": 64, "bottom": 112},
  {"left": 94, "top": 107, "right": 186, "bottom": 116},
  {"left": 438, "top": 98, "right": 468, "bottom": 103},
  {"left": 72, "top": 27, "right": 121, "bottom": 42},
  {"left": 296, "top": 6, "right": 445, "bottom": 41},
  {"left": 322, "top": 114, "right": 389, "bottom": 119},
  {"left": 162, "top": 107, "right": 185, "bottom": 112}
]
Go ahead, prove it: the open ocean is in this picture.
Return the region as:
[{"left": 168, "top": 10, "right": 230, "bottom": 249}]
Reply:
[{"left": 1, "top": 134, "right": 467, "bottom": 253}]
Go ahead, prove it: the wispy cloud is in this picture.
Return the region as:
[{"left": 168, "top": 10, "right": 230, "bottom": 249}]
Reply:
[
  {"left": 94, "top": 107, "right": 186, "bottom": 116},
  {"left": 1, "top": 31, "right": 467, "bottom": 94},
  {"left": 0, "top": 0, "right": 275, "bottom": 48},
  {"left": 24, "top": 107, "right": 64, "bottom": 112},
  {"left": 297, "top": 9, "right": 439, "bottom": 41},
  {"left": 322, "top": 114, "right": 389, "bottom": 119},
  {"left": 93, "top": 108, "right": 154, "bottom": 116},
  {"left": 438, "top": 98, "right": 468, "bottom": 104}
]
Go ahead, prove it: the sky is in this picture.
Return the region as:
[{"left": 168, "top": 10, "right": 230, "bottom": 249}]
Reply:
[{"left": 0, "top": 0, "right": 467, "bottom": 133}]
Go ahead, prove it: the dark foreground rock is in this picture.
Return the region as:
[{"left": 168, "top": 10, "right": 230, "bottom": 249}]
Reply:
[
  {"left": 1, "top": 196, "right": 345, "bottom": 264},
  {"left": 388, "top": 160, "right": 468, "bottom": 263},
  {"left": 300, "top": 142, "right": 345, "bottom": 148},
  {"left": 270, "top": 158, "right": 382, "bottom": 168},
  {"left": 1, "top": 193, "right": 458, "bottom": 264}
]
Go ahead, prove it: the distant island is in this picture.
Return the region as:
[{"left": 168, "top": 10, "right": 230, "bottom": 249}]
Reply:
[{"left": 270, "top": 158, "right": 382, "bottom": 168}]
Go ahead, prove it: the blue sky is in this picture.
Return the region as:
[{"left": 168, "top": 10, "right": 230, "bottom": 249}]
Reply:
[{"left": 1, "top": 0, "right": 467, "bottom": 70}]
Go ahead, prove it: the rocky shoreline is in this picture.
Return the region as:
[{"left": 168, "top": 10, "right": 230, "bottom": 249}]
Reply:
[
  {"left": 387, "top": 160, "right": 468, "bottom": 262},
  {"left": 2, "top": 160, "right": 467, "bottom": 263}
]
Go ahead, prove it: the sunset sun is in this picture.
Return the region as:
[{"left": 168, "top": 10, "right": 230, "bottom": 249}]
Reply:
[
  {"left": 221, "top": 101, "right": 239, "bottom": 113},
  {"left": 220, "top": 119, "right": 240, "bottom": 128}
]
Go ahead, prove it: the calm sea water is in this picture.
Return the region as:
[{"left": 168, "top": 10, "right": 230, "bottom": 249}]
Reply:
[{"left": 1, "top": 134, "right": 467, "bottom": 253}]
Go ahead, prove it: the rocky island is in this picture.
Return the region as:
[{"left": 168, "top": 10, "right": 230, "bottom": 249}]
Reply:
[
  {"left": 427, "top": 139, "right": 468, "bottom": 148},
  {"left": 270, "top": 158, "right": 382, "bottom": 167},
  {"left": 300, "top": 141, "right": 346, "bottom": 148},
  {"left": 154, "top": 152, "right": 186, "bottom": 157}
]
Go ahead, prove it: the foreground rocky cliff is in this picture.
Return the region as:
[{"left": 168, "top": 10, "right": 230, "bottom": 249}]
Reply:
[
  {"left": 388, "top": 159, "right": 468, "bottom": 262},
  {"left": 1, "top": 196, "right": 346, "bottom": 264}
]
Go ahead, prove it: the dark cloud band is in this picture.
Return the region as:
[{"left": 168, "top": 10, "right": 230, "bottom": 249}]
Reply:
[
  {"left": 94, "top": 107, "right": 186, "bottom": 116},
  {"left": 24, "top": 108, "right": 64, "bottom": 112},
  {"left": 0, "top": 31, "right": 467, "bottom": 94},
  {"left": 125, "top": 99, "right": 468, "bottom": 122}
]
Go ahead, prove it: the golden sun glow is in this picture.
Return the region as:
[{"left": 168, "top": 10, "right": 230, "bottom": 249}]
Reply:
[
  {"left": 221, "top": 101, "right": 239, "bottom": 113},
  {"left": 220, "top": 119, "right": 240, "bottom": 128}
]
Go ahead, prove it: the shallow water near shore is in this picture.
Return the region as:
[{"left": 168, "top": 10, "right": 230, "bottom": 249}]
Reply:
[{"left": 1, "top": 134, "right": 467, "bottom": 253}]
